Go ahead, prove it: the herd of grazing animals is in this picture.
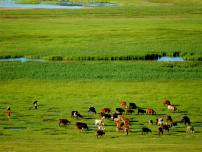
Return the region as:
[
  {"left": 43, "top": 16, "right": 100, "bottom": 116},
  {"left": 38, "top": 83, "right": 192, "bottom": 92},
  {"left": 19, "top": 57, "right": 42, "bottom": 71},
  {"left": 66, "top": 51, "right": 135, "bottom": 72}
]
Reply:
[
  {"left": 4, "top": 99, "right": 194, "bottom": 138},
  {"left": 58, "top": 99, "right": 195, "bottom": 138}
]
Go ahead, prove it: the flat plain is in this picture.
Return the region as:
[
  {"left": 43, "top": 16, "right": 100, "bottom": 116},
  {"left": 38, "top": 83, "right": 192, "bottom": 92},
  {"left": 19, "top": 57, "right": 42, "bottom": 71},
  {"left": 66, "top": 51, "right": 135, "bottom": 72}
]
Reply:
[{"left": 0, "top": 0, "right": 202, "bottom": 152}]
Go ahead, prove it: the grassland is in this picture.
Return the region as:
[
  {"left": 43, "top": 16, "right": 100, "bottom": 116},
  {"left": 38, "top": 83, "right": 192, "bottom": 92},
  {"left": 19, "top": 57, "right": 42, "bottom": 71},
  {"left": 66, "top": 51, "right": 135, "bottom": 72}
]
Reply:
[
  {"left": 0, "top": 80, "right": 202, "bottom": 152},
  {"left": 0, "top": 0, "right": 202, "bottom": 151},
  {"left": 0, "top": 61, "right": 202, "bottom": 151},
  {"left": 0, "top": 61, "right": 202, "bottom": 80},
  {"left": 0, "top": 0, "right": 202, "bottom": 60}
]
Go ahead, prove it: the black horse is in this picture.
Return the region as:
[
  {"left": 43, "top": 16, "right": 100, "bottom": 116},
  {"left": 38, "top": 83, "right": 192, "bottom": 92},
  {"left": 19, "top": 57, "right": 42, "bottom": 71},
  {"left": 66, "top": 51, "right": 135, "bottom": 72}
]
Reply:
[
  {"left": 88, "top": 107, "right": 96, "bottom": 114},
  {"left": 181, "top": 116, "right": 191, "bottom": 125}
]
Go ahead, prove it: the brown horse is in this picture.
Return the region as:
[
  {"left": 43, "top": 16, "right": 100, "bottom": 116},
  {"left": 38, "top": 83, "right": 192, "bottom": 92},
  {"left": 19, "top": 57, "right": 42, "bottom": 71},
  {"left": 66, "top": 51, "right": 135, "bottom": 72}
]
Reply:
[
  {"left": 162, "top": 99, "right": 171, "bottom": 105},
  {"left": 59, "top": 119, "right": 71, "bottom": 126},
  {"left": 119, "top": 101, "right": 127, "bottom": 108},
  {"left": 101, "top": 108, "right": 111, "bottom": 113},
  {"left": 146, "top": 108, "right": 156, "bottom": 115}
]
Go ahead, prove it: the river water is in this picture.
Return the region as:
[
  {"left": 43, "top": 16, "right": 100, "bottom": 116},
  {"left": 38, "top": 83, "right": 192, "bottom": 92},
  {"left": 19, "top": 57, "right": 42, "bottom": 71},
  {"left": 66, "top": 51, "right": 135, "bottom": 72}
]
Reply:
[
  {"left": 0, "top": 57, "right": 47, "bottom": 63},
  {"left": 0, "top": 0, "right": 81, "bottom": 9},
  {"left": 0, "top": 0, "right": 114, "bottom": 9},
  {"left": 158, "top": 56, "right": 184, "bottom": 62}
]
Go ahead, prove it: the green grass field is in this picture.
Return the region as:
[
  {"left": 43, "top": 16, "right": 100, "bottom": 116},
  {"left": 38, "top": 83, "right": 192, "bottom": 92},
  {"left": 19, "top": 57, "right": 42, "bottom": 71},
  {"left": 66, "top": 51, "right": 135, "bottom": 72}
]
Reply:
[
  {"left": 0, "top": 0, "right": 202, "bottom": 60},
  {"left": 0, "top": 0, "right": 202, "bottom": 151},
  {"left": 0, "top": 80, "right": 202, "bottom": 152},
  {"left": 0, "top": 61, "right": 202, "bottom": 80}
]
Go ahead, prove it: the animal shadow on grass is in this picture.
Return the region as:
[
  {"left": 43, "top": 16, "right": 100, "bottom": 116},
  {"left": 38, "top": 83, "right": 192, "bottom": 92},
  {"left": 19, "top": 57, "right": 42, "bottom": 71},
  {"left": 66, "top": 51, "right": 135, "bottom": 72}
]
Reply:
[
  {"left": 178, "top": 110, "right": 188, "bottom": 114},
  {"left": 50, "top": 132, "right": 68, "bottom": 135},
  {"left": 172, "top": 104, "right": 180, "bottom": 107},
  {"left": 44, "top": 129, "right": 69, "bottom": 135},
  {"left": 129, "top": 118, "right": 138, "bottom": 123},
  {"left": 111, "top": 136, "right": 120, "bottom": 139},
  {"left": 84, "top": 117, "right": 95, "bottom": 120},
  {"left": 174, "top": 130, "right": 185, "bottom": 133},
  {"left": 193, "top": 122, "right": 202, "bottom": 124},
  {"left": 154, "top": 113, "right": 166, "bottom": 117},
  {"left": 43, "top": 118, "right": 57, "bottom": 122}
]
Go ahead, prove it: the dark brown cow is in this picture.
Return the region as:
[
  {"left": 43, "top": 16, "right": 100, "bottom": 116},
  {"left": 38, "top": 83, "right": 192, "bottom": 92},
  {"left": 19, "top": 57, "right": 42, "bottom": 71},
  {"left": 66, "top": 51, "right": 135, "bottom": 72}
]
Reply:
[
  {"left": 146, "top": 108, "right": 156, "bottom": 115},
  {"left": 76, "top": 122, "right": 88, "bottom": 130},
  {"left": 163, "top": 99, "right": 171, "bottom": 105},
  {"left": 59, "top": 119, "right": 71, "bottom": 126},
  {"left": 101, "top": 108, "right": 111, "bottom": 113}
]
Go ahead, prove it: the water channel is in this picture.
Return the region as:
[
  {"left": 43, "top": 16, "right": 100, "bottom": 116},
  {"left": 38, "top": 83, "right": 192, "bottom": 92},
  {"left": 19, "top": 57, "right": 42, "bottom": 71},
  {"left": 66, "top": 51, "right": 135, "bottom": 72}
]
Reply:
[
  {"left": 0, "top": 0, "right": 114, "bottom": 8},
  {"left": 0, "top": 0, "right": 83, "bottom": 8}
]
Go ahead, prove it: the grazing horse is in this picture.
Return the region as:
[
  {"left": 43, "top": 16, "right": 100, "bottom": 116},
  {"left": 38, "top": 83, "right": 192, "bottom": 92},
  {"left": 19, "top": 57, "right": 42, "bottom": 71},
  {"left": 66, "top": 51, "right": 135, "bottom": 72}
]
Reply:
[
  {"left": 167, "top": 105, "right": 177, "bottom": 112},
  {"left": 114, "top": 120, "right": 124, "bottom": 128},
  {"left": 163, "top": 99, "right": 171, "bottom": 105},
  {"left": 76, "top": 122, "right": 88, "bottom": 131},
  {"left": 100, "top": 112, "right": 111, "bottom": 119},
  {"left": 119, "top": 101, "right": 127, "bottom": 108},
  {"left": 71, "top": 111, "right": 83, "bottom": 119},
  {"left": 186, "top": 125, "right": 194, "bottom": 133},
  {"left": 146, "top": 108, "right": 156, "bottom": 115},
  {"left": 181, "top": 116, "right": 191, "bottom": 126},
  {"left": 101, "top": 108, "right": 111, "bottom": 114},
  {"left": 95, "top": 117, "right": 105, "bottom": 127},
  {"left": 137, "top": 108, "right": 146, "bottom": 115},
  {"left": 117, "top": 115, "right": 130, "bottom": 125},
  {"left": 97, "top": 125, "right": 105, "bottom": 131},
  {"left": 166, "top": 115, "right": 173, "bottom": 122},
  {"left": 160, "top": 124, "right": 170, "bottom": 133},
  {"left": 142, "top": 127, "right": 152, "bottom": 134},
  {"left": 88, "top": 107, "right": 96, "bottom": 114},
  {"left": 129, "top": 102, "right": 137, "bottom": 109},
  {"left": 111, "top": 113, "right": 119, "bottom": 120},
  {"left": 116, "top": 125, "right": 129, "bottom": 135},
  {"left": 115, "top": 108, "right": 125, "bottom": 114},
  {"left": 96, "top": 130, "right": 105, "bottom": 138},
  {"left": 148, "top": 119, "right": 153, "bottom": 125},
  {"left": 126, "top": 109, "right": 134, "bottom": 115},
  {"left": 59, "top": 119, "right": 71, "bottom": 126},
  {"left": 156, "top": 118, "right": 164, "bottom": 126},
  {"left": 158, "top": 127, "right": 164, "bottom": 135},
  {"left": 171, "top": 121, "right": 177, "bottom": 127}
]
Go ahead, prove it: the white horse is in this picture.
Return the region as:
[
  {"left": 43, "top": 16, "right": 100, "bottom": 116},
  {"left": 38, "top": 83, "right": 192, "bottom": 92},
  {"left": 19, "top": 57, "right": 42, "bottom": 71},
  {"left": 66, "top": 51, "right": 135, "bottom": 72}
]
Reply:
[{"left": 95, "top": 117, "right": 104, "bottom": 127}]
